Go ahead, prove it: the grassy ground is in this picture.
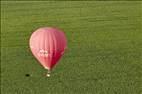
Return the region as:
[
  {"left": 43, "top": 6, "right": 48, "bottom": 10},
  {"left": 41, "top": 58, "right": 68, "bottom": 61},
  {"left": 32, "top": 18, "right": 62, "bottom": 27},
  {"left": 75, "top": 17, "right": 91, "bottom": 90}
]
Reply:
[{"left": 1, "top": 1, "right": 142, "bottom": 94}]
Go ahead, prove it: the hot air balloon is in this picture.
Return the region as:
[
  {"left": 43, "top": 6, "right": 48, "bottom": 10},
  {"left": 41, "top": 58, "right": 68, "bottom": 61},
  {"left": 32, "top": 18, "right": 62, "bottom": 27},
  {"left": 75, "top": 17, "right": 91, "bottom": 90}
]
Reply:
[{"left": 29, "top": 27, "right": 67, "bottom": 77}]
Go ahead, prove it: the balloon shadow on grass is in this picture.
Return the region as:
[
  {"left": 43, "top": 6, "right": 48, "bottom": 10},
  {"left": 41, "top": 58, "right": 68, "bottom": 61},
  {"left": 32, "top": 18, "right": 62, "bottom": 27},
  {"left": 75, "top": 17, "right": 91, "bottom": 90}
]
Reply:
[{"left": 25, "top": 74, "right": 30, "bottom": 77}]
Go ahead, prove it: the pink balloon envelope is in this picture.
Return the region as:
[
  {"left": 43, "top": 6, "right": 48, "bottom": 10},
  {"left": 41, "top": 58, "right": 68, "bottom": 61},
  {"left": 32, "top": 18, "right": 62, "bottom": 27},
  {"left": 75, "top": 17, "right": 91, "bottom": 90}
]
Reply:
[{"left": 29, "top": 27, "right": 67, "bottom": 71}]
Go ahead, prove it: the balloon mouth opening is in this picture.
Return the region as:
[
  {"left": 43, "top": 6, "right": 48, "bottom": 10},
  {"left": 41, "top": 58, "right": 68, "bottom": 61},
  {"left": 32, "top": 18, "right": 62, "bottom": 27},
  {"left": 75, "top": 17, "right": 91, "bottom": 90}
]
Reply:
[{"left": 45, "top": 66, "right": 50, "bottom": 70}]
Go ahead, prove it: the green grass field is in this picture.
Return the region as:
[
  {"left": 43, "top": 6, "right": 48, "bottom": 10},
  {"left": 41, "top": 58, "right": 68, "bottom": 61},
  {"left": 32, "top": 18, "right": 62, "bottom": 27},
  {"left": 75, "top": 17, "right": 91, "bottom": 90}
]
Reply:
[{"left": 1, "top": 1, "right": 142, "bottom": 94}]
